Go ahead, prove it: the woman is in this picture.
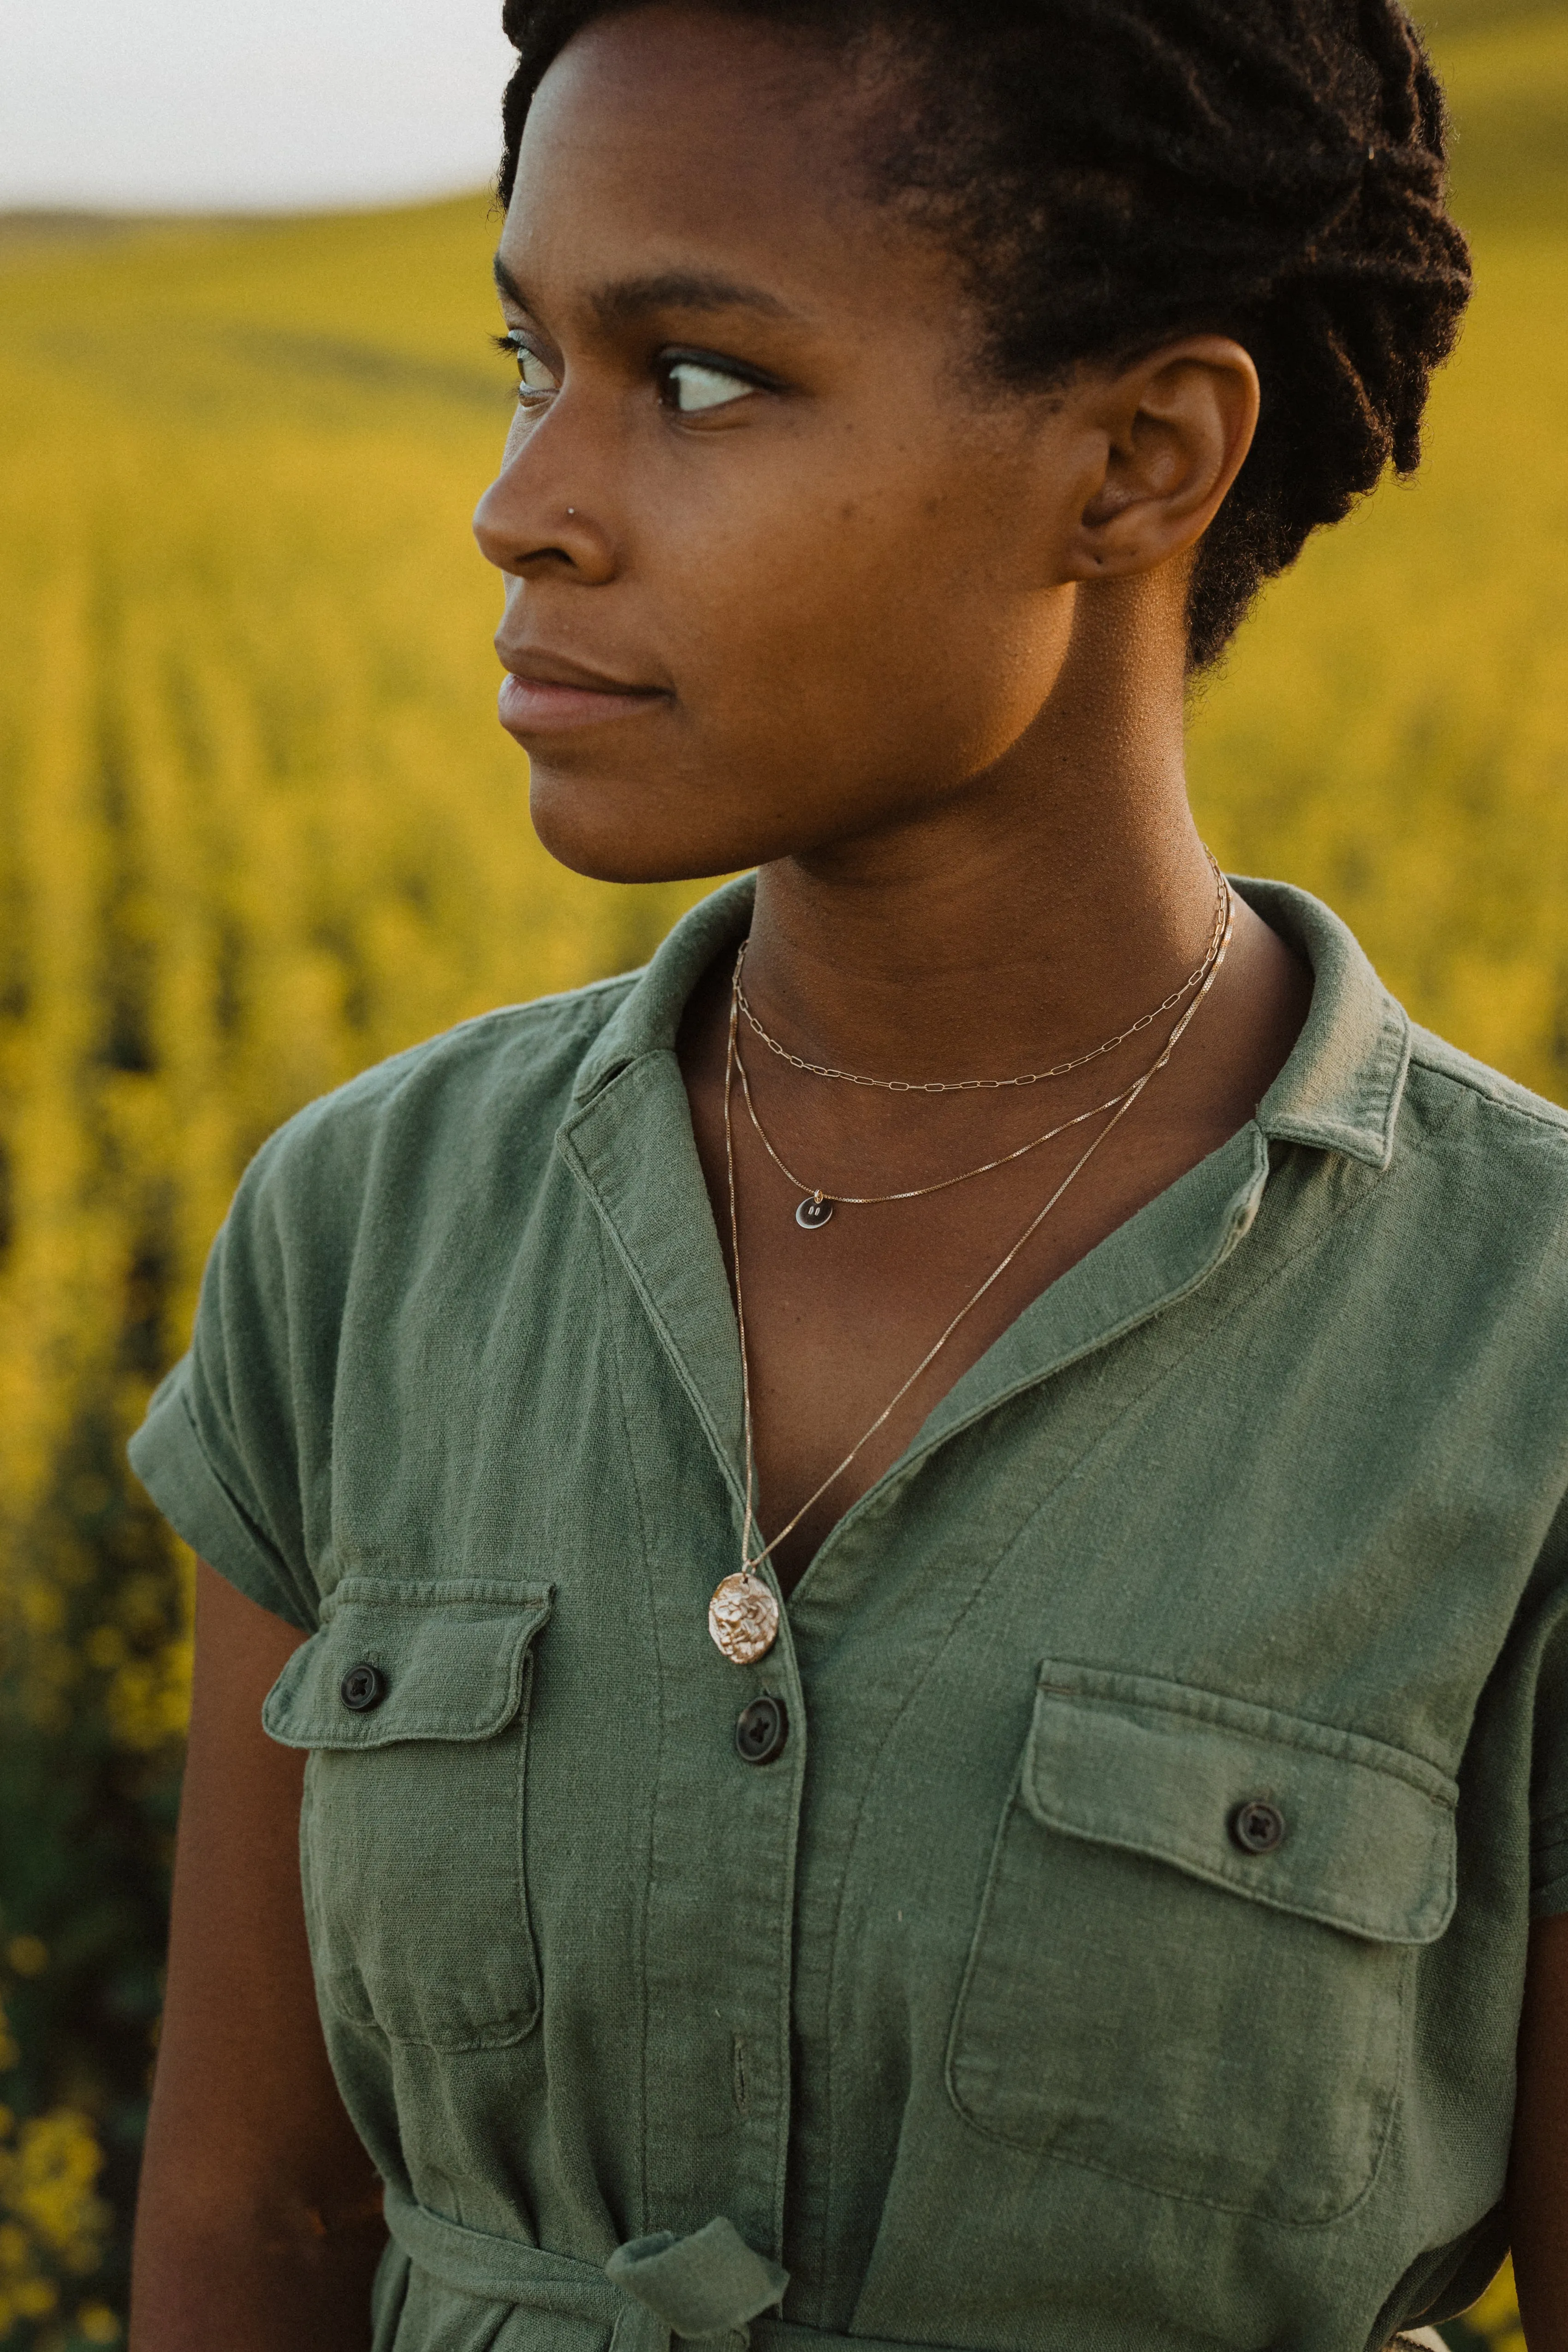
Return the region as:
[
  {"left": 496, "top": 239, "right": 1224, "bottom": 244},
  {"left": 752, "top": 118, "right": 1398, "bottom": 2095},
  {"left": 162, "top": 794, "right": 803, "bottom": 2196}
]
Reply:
[{"left": 127, "top": 4, "right": 1568, "bottom": 2349}]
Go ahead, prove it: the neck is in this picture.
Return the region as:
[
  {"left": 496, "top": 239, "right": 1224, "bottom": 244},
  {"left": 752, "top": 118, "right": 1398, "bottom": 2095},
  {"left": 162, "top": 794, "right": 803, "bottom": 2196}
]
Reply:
[{"left": 743, "top": 619, "right": 1214, "bottom": 1082}]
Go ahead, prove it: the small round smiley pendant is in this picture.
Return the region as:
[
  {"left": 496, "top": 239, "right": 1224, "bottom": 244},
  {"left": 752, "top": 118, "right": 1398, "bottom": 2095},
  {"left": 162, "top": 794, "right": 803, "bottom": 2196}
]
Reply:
[{"left": 795, "top": 1194, "right": 834, "bottom": 1230}]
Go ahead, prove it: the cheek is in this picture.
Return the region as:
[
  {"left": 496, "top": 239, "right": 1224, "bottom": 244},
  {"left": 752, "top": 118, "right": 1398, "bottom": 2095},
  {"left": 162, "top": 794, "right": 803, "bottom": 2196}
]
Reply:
[
  {"left": 665, "top": 464, "right": 1066, "bottom": 777},
  {"left": 524, "top": 440, "right": 1074, "bottom": 882}
]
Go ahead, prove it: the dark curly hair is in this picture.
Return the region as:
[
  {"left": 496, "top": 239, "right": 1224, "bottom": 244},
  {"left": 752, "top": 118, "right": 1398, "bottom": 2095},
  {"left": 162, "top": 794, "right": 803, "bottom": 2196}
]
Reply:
[{"left": 496, "top": 0, "right": 1471, "bottom": 668}]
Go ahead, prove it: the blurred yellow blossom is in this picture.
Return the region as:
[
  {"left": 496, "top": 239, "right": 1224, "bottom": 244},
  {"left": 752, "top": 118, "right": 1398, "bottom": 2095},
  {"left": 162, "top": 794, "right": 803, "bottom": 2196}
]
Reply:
[
  {"left": 0, "top": 2108, "right": 111, "bottom": 2334},
  {"left": 1461, "top": 2260, "right": 1526, "bottom": 2352}
]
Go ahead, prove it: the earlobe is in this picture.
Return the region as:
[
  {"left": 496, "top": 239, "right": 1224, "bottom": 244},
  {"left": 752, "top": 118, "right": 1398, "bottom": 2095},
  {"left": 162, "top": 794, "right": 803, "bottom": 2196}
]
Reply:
[{"left": 1063, "top": 337, "right": 1259, "bottom": 585}]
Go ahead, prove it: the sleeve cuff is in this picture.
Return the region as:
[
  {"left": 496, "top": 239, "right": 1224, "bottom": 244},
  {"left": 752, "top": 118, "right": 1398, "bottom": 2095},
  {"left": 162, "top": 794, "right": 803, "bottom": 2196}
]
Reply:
[{"left": 128, "top": 1374, "right": 316, "bottom": 1633}]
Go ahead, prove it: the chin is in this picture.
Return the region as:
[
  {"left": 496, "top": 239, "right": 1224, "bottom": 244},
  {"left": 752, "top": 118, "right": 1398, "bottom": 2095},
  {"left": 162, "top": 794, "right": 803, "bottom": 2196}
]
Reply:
[{"left": 527, "top": 764, "right": 751, "bottom": 887}]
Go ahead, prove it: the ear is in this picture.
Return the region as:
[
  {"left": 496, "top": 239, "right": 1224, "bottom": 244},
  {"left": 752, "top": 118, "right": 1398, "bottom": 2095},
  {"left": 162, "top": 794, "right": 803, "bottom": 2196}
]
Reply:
[{"left": 1059, "top": 337, "right": 1260, "bottom": 583}]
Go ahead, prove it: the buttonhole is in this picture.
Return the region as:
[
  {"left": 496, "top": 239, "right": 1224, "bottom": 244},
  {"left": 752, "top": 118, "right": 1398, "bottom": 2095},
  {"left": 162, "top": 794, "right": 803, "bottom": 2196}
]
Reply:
[{"left": 732, "top": 2033, "right": 749, "bottom": 2116}]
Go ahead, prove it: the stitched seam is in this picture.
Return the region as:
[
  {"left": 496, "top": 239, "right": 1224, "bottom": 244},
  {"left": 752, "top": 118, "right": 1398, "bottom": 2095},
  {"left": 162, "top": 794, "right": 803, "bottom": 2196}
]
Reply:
[
  {"left": 556, "top": 1119, "right": 747, "bottom": 1514},
  {"left": 1033, "top": 1810, "right": 1449, "bottom": 1944},
  {"left": 828, "top": 1458, "right": 1140, "bottom": 2321},
  {"left": 515, "top": 1653, "right": 542, "bottom": 2039},
  {"left": 322, "top": 1580, "right": 552, "bottom": 1614},
  {"left": 1266, "top": 994, "right": 1408, "bottom": 1166},
  {"left": 1406, "top": 1044, "right": 1568, "bottom": 1136},
  {"left": 1032, "top": 1669, "right": 1459, "bottom": 1802},
  {"left": 942, "top": 1789, "right": 1412, "bottom": 2228},
  {"left": 595, "top": 1212, "right": 664, "bottom": 2237},
  {"left": 830, "top": 1546, "right": 1031, "bottom": 2327},
  {"left": 170, "top": 1387, "right": 303, "bottom": 1597},
  {"left": 767, "top": 1633, "right": 808, "bottom": 2267}
]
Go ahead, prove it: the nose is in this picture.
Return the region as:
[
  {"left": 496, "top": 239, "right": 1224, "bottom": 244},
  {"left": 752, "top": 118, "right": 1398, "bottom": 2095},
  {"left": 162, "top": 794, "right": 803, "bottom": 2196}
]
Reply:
[{"left": 473, "top": 422, "right": 615, "bottom": 583}]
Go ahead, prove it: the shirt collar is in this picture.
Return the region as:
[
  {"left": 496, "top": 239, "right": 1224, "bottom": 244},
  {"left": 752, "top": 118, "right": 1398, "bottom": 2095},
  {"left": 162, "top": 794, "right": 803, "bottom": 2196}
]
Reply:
[
  {"left": 571, "top": 869, "right": 1410, "bottom": 1171},
  {"left": 1237, "top": 876, "right": 1410, "bottom": 1170},
  {"left": 571, "top": 874, "right": 756, "bottom": 1105}
]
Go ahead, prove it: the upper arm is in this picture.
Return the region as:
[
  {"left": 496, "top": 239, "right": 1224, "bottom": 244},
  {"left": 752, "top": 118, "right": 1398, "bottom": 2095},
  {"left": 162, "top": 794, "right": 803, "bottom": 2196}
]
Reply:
[
  {"left": 1509, "top": 1912, "right": 1568, "bottom": 2352},
  {"left": 131, "top": 1562, "right": 386, "bottom": 2346}
]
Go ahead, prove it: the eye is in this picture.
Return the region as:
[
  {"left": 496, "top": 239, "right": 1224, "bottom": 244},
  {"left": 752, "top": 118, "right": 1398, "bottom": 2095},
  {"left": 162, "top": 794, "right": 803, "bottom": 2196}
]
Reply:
[
  {"left": 494, "top": 331, "right": 559, "bottom": 406},
  {"left": 517, "top": 349, "right": 559, "bottom": 399},
  {"left": 663, "top": 358, "right": 758, "bottom": 416}
]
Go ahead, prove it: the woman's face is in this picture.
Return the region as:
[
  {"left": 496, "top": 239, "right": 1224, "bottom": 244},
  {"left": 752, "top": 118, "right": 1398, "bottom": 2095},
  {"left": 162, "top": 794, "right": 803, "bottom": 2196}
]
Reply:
[{"left": 474, "top": 5, "right": 1105, "bottom": 885}]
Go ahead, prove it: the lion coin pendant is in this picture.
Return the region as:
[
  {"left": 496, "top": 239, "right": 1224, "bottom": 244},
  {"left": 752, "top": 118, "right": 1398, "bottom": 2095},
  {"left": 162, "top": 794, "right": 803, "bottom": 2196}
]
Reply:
[
  {"left": 708, "top": 1571, "right": 780, "bottom": 1665},
  {"left": 795, "top": 1194, "right": 834, "bottom": 1230}
]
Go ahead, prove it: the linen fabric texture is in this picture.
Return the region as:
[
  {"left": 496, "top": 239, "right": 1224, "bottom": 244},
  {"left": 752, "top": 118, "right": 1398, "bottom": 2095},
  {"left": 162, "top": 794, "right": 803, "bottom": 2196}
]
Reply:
[{"left": 129, "top": 877, "right": 1568, "bottom": 2352}]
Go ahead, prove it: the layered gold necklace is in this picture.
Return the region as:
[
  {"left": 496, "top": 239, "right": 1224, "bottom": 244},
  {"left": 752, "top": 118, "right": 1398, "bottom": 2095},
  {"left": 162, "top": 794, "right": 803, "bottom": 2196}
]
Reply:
[
  {"left": 706, "top": 865, "right": 1236, "bottom": 1665},
  {"left": 734, "top": 850, "right": 1228, "bottom": 1229}
]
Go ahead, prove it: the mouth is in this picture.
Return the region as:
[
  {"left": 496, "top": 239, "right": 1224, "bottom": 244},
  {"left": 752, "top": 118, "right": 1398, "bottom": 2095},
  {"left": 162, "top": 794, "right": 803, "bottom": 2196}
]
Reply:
[{"left": 496, "top": 651, "right": 670, "bottom": 737}]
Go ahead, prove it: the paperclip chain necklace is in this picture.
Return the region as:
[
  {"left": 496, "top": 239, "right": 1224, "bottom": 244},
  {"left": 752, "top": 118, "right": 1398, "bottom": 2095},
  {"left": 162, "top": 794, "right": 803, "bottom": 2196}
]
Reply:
[
  {"left": 733, "top": 849, "right": 1227, "bottom": 1095},
  {"left": 735, "top": 856, "right": 1229, "bottom": 1229},
  {"left": 705, "top": 874, "right": 1235, "bottom": 1665}
]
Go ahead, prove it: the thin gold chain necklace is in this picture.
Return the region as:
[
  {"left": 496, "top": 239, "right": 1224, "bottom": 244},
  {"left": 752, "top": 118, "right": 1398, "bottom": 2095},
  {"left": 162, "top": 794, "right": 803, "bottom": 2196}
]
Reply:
[
  {"left": 705, "top": 875, "right": 1235, "bottom": 1666},
  {"left": 735, "top": 1031, "right": 1153, "bottom": 1228},
  {"left": 733, "top": 849, "right": 1227, "bottom": 1096},
  {"left": 733, "top": 859, "right": 1229, "bottom": 1230}
]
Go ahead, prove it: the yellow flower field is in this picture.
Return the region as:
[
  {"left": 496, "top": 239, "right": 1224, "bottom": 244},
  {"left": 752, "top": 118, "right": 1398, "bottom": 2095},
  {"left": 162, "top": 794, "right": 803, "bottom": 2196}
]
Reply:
[{"left": 0, "top": 1, "right": 1562, "bottom": 2338}]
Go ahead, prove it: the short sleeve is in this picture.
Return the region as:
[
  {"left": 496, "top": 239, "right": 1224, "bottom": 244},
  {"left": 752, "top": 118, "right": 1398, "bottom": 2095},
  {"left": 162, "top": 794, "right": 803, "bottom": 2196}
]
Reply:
[
  {"left": 128, "top": 1112, "right": 340, "bottom": 1635},
  {"left": 130, "top": 1357, "right": 314, "bottom": 1632}
]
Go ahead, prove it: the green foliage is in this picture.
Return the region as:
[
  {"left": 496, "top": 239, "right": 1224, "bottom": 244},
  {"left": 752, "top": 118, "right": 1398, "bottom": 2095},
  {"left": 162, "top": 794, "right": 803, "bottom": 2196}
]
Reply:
[{"left": 0, "top": 6, "right": 1562, "bottom": 2340}]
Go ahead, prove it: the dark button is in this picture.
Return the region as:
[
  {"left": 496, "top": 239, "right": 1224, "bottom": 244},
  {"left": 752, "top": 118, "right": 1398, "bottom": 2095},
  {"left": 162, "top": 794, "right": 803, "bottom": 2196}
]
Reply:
[
  {"left": 1230, "top": 1798, "right": 1285, "bottom": 1854},
  {"left": 340, "top": 1662, "right": 387, "bottom": 1713},
  {"left": 735, "top": 1694, "right": 789, "bottom": 1767}
]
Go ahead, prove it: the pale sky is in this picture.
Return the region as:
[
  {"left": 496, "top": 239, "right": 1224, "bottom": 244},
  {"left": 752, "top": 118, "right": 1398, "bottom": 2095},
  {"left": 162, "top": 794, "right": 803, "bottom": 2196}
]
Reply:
[{"left": 0, "top": 0, "right": 517, "bottom": 212}]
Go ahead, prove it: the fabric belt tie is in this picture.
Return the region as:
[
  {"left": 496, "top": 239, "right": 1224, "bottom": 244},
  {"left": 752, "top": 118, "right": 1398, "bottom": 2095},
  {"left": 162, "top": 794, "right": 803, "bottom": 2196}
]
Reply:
[
  {"left": 608, "top": 2218, "right": 790, "bottom": 2352},
  {"left": 384, "top": 2190, "right": 789, "bottom": 2352},
  {"left": 383, "top": 2192, "right": 1437, "bottom": 2352}
]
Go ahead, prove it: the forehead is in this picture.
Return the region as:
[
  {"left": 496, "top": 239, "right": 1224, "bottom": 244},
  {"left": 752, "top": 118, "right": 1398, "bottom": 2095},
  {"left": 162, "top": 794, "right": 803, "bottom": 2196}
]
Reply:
[{"left": 498, "top": 7, "right": 922, "bottom": 310}]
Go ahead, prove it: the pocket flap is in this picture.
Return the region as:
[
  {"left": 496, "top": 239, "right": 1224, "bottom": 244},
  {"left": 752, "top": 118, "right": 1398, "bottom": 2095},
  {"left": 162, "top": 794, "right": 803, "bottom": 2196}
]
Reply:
[
  {"left": 263, "top": 1577, "right": 554, "bottom": 1750},
  {"left": 1024, "top": 1662, "right": 1456, "bottom": 1945}
]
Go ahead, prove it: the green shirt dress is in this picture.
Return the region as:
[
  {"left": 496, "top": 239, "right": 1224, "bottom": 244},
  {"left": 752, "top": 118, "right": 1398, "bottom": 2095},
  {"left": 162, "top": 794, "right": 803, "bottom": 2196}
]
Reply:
[{"left": 129, "top": 876, "right": 1568, "bottom": 2352}]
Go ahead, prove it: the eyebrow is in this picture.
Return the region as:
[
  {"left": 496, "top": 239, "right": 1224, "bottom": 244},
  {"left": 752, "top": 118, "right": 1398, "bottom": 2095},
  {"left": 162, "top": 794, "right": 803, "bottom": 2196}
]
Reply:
[{"left": 492, "top": 252, "right": 798, "bottom": 329}]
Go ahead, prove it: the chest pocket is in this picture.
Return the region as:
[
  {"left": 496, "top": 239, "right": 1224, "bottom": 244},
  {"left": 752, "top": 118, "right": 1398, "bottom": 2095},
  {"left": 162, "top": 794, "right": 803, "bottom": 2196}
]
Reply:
[
  {"left": 945, "top": 1661, "right": 1457, "bottom": 2225},
  {"left": 263, "top": 1578, "right": 553, "bottom": 2052}
]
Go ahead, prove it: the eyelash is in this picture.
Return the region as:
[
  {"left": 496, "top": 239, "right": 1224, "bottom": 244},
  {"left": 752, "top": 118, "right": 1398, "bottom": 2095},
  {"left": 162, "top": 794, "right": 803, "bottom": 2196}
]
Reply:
[
  {"left": 492, "top": 331, "right": 556, "bottom": 406},
  {"left": 490, "top": 331, "right": 779, "bottom": 416}
]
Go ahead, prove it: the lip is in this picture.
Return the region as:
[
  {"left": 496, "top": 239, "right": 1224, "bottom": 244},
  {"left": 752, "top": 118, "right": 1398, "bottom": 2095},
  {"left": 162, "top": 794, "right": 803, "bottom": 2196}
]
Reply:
[{"left": 497, "top": 652, "right": 668, "bottom": 736}]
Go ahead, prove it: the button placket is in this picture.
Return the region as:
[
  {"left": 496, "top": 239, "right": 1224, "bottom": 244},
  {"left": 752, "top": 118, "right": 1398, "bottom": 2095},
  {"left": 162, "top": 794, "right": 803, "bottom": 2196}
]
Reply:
[{"left": 726, "top": 1614, "right": 808, "bottom": 2257}]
